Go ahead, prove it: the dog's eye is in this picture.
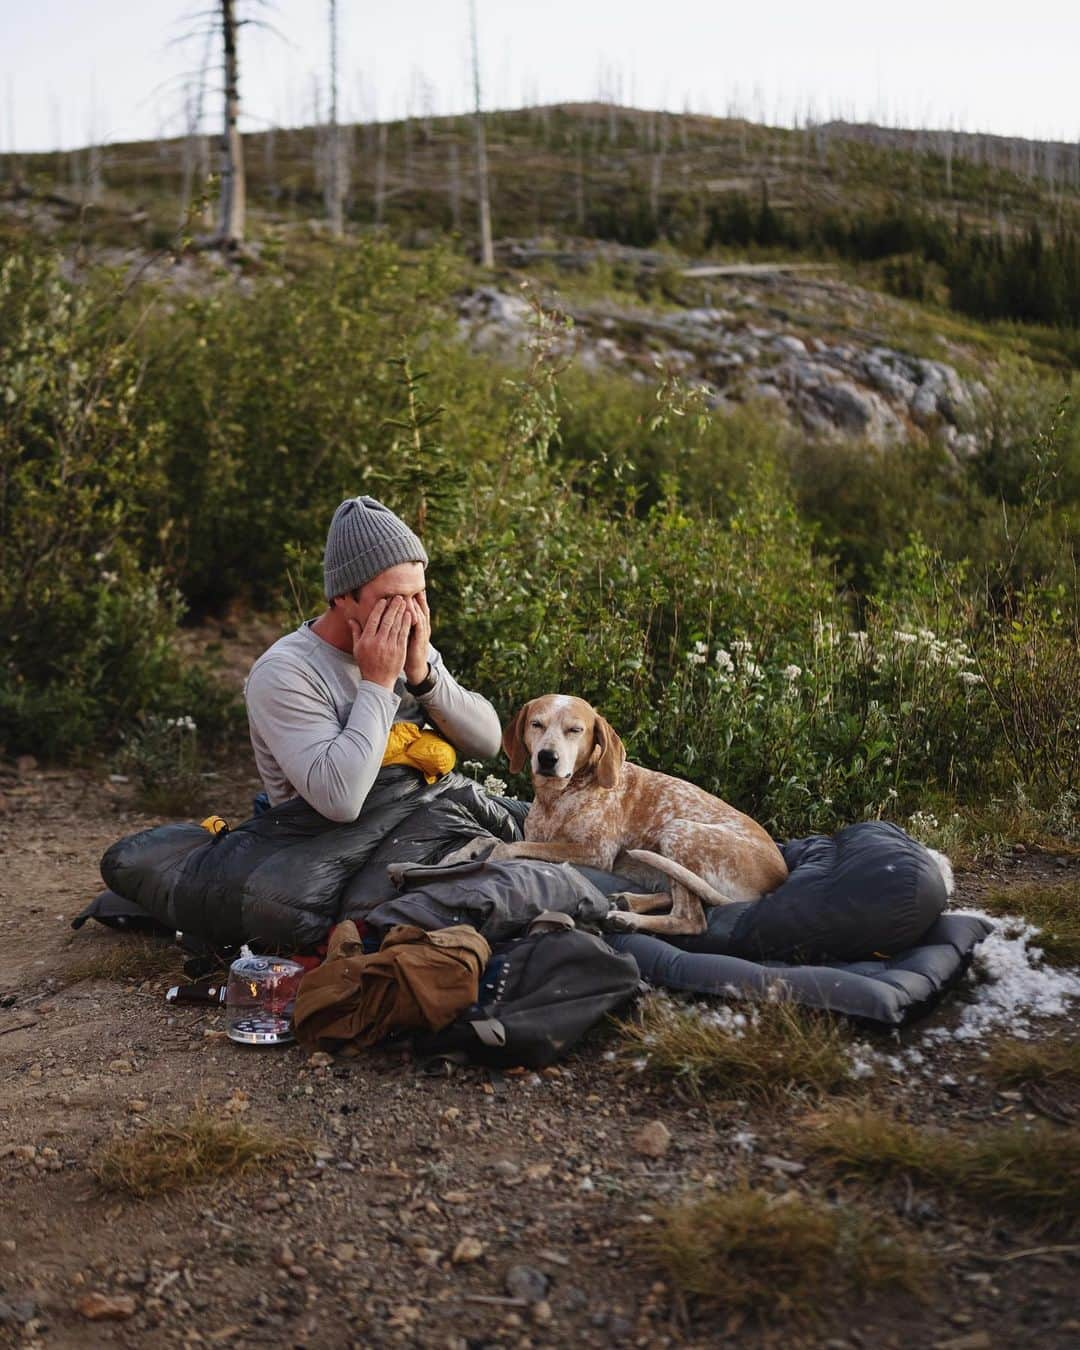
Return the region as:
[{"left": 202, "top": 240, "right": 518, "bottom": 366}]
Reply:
[
  {"left": 567, "top": 727, "right": 584, "bottom": 735},
  {"left": 529, "top": 720, "right": 544, "bottom": 729}
]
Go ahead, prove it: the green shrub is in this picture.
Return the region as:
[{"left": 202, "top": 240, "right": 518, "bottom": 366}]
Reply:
[
  {"left": 137, "top": 238, "right": 459, "bottom": 609},
  {"left": 0, "top": 246, "right": 218, "bottom": 758}
]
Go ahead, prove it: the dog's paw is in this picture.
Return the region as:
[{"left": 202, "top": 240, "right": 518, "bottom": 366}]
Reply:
[
  {"left": 438, "top": 836, "right": 497, "bottom": 866},
  {"left": 603, "top": 908, "right": 641, "bottom": 932}
]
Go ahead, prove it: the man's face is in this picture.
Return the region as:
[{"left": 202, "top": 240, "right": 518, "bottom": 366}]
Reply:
[{"left": 336, "top": 562, "right": 426, "bottom": 629}]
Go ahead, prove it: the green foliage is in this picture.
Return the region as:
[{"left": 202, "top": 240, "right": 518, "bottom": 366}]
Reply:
[
  {"left": 703, "top": 193, "right": 1080, "bottom": 331},
  {"left": 137, "top": 237, "right": 457, "bottom": 608},
  {"left": 0, "top": 245, "right": 219, "bottom": 758}
]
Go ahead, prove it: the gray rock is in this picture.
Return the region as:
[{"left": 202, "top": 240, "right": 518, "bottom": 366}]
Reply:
[
  {"left": 911, "top": 385, "right": 940, "bottom": 424},
  {"left": 813, "top": 380, "right": 875, "bottom": 432},
  {"left": 773, "top": 334, "right": 808, "bottom": 356},
  {"left": 505, "top": 1264, "right": 550, "bottom": 1302}
]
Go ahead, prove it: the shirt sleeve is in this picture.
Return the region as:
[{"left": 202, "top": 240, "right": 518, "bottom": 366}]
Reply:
[
  {"left": 413, "top": 645, "right": 502, "bottom": 760},
  {"left": 245, "top": 657, "right": 401, "bottom": 823}
]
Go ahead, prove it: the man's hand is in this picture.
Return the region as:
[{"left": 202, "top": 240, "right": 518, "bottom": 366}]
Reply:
[
  {"left": 348, "top": 597, "right": 412, "bottom": 690},
  {"left": 404, "top": 589, "right": 432, "bottom": 687}
]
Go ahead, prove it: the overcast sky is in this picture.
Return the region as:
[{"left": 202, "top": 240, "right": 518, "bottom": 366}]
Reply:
[{"left": 5, "top": 1, "right": 1079, "bottom": 153}]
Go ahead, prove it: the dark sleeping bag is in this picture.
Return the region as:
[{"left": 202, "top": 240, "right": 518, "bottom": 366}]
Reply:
[
  {"left": 99, "top": 767, "right": 528, "bottom": 951},
  {"left": 660, "top": 820, "right": 950, "bottom": 964}
]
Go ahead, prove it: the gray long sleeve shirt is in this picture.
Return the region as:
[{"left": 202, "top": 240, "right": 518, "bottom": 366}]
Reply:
[{"left": 244, "top": 621, "right": 502, "bottom": 822}]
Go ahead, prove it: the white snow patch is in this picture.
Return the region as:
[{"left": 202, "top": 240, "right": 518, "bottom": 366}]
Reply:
[
  {"left": 921, "top": 908, "right": 1080, "bottom": 1043},
  {"left": 847, "top": 1043, "right": 878, "bottom": 1080}
]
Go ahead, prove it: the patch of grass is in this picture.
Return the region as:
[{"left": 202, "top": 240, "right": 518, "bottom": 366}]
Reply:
[
  {"left": 980, "top": 879, "right": 1080, "bottom": 966},
  {"left": 93, "top": 1110, "right": 309, "bottom": 1199},
  {"left": 807, "top": 1110, "right": 1080, "bottom": 1232},
  {"left": 63, "top": 938, "right": 183, "bottom": 986},
  {"left": 642, "top": 1187, "right": 928, "bottom": 1325},
  {"left": 619, "top": 996, "right": 858, "bottom": 1102},
  {"left": 987, "top": 1038, "right": 1080, "bottom": 1087}
]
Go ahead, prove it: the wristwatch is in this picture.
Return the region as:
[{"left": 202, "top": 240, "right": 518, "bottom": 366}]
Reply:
[{"left": 405, "top": 663, "right": 437, "bottom": 697}]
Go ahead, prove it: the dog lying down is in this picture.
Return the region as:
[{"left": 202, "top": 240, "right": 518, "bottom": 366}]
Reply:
[
  {"left": 446, "top": 694, "right": 787, "bottom": 936},
  {"left": 446, "top": 695, "right": 956, "bottom": 938}
]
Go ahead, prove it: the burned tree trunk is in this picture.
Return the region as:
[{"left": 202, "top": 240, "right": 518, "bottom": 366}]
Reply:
[
  {"left": 469, "top": 0, "right": 494, "bottom": 268},
  {"left": 217, "top": 0, "right": 246, "bottom": 247}
]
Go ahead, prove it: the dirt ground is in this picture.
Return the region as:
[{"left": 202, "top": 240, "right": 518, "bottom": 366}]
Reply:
[{"left": 1, "top": 753, "right": 1079, "bottom": 1350}]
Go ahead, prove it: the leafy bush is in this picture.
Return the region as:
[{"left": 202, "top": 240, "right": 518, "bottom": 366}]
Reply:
[
  {"left": 137, "top": 238, "right": 458, "bottom": 609},
  {"left": 0, "top": 245, "right": 223, "bottom": 757}
]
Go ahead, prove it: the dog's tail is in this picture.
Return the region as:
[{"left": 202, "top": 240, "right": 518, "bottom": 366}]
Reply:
[
  {"left": 624, "top": 849, "right": 734, "bottom": 906},
  {"left": 925, "top": 847, "right": 955, "bottom": 899}
]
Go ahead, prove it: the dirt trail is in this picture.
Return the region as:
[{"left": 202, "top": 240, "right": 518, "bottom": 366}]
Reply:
[{"left": 1, "top": 758, "right": 1079, "bottom": 1349}]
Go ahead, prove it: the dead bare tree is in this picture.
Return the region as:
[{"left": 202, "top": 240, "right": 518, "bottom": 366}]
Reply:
[
  {"left": 447, "top": 139, "right": 462, "bottom": 230},
  {"left": 469, "top": 0, "right": 494, "bottom": 268},
  {"left": 374, "top": 121, "right": 388, "bottom": 226},
  {"left": 325, "top": 0, "right": 345, "bottom": 235},
  {"left": 5, "top": 76, "right": 19, "bottom": 188},
  {"left": 217, "top": 0, "right": 246, "bottom": 246},
  {"left": 179, "top": 24, "right": 214, "bottom": 227},
  {"left": 174, "top": 0, "right": 283, "bottom": 249}
]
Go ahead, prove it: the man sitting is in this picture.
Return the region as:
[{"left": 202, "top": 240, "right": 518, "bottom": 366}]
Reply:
[{"left": 244, "top": 496, "right": 500, "bottom": 821}]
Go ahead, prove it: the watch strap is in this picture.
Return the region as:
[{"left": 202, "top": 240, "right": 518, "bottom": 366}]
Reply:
[{"left": 405, "top": 664, "right": 437, "bottom": 697}]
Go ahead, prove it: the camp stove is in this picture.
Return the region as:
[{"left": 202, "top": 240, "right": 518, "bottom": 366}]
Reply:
[{"left": 225, "top": 955, "right": 305, "bottom": 1045}]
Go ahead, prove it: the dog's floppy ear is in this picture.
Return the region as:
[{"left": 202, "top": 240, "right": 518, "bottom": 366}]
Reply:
[
  {"left": 593, "top": 713, "right": 626, "bottom": 789},
  {"left": 502, "top": 702, "right": 532, "bottom": 775}
]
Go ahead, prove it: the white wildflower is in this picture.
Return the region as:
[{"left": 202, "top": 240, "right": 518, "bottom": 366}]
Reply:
[
  {"left": 482, "top": 774, "right": 507, "bottom": 797},
  {"left": 462, "top": 759, "right": 484, "bottom": 773},
  {"left": 693, "top": 640, "right": 708, "bottom": 655},
  {"left": 687, "top": 650, "right": 706, "bottom": 666},
  {"left": 908, "top": 809, "right": 940, "bottom": 841},
  {"left": 917, "top": 628, "right": 936, "bottom": 642},
  {"left": 731, "top": 639, "right": 753, "bottom": 654},
  {"left": 714, "top": 648, "right": 734, "bottom": 672},
  {"left": 744, "top": 660, "right": 762, "bottom": 679},
  {"left": 893, "top": 631, "right": 918, "bottom": 645},
  {"left": 782, "top": 664, "right": 801, "bottom": 682},
  {"left": 959, "top": 671, "right": 984, "bottom": 686},
  {"left": 847, "top": 631, "right": 869, "bottom": 648}
]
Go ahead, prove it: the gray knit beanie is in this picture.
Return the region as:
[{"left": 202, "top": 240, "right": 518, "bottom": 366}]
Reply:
[{"left": 323, "top": 496, "right": 428, "bottom": 600}]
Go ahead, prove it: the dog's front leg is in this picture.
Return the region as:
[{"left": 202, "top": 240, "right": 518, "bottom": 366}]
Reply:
[{"left": 486, "top": 840, "right": 602, "bottom": 866}]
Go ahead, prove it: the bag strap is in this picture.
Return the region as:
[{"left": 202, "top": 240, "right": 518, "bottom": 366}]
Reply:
[{"left": 470, "top": 1018, "right": 507, "bottom": 1048}]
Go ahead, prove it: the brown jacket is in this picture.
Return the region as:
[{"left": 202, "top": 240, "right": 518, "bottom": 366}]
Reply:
[{"left": 293, "top": 921, "right": 490, "bottom": 1050}]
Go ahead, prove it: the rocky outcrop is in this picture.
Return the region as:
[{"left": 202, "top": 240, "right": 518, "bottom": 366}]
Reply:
[{"left": 457, "top": 276, "right": 990, "bottom": 457}]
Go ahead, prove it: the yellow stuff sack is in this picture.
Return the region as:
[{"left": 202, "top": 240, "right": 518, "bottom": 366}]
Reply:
[{"left": 381, "top": 722, "right": 457, "bottom": 784}]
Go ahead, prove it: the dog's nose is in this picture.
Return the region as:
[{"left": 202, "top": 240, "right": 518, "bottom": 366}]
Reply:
[{"left": 536, "top": 748, "right": 558, "bottom": 771}]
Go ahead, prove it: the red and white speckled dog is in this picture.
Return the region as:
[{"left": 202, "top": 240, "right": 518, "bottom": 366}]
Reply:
[{"left": 481, "top": 694, "right": 789, "bottom": 935}]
